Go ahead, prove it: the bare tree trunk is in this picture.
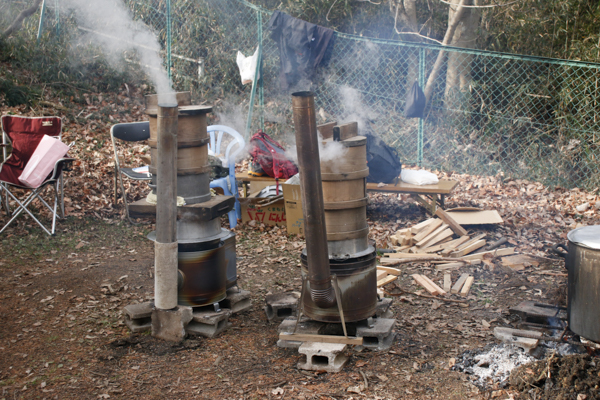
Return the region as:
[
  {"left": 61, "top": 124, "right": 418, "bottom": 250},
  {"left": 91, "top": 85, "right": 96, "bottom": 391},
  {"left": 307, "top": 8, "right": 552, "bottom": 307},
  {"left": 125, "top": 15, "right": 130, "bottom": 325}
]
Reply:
[
  {"left": 445, "top": 0, "right": 481, "bottom": 101},
  {"left": 3, "top": 0, "right": 44, "bottom": 37},
  {"left": 423, "top": 0, "right": 469, "bottom": 104}
]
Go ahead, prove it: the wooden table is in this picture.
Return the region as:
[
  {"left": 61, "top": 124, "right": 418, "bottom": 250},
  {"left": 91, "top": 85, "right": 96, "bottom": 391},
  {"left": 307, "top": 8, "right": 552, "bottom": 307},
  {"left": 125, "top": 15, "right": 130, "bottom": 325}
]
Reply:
[
  {"left": 235, "top": 173, "right": 287, "bottom": 197},
  {"left": 366, "top": 179, "right": 458, "bottom": 214}
]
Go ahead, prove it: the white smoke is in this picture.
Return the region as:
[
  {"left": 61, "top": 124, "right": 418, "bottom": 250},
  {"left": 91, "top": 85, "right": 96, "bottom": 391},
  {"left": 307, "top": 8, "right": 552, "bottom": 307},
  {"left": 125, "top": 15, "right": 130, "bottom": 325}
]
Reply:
[
  {"left": 337, "top": 85, "right": 379, "bottom": 132},
  {"left": 62, "top": 0, "right": 175, "bottom": 102}
]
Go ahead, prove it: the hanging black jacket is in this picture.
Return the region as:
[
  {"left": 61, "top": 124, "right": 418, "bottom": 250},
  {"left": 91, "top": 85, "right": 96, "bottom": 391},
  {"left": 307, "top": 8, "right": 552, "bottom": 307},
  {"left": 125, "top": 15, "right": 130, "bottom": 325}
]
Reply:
[{"left": 267, "top": 10, "right": 336, "bottom": 91}]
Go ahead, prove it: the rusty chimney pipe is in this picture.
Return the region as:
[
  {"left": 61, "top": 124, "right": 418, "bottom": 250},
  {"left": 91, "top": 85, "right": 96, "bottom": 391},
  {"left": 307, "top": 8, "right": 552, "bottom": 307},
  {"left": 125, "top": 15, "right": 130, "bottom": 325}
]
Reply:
[{"left": 292, "top": 92, "right": 336, "bottom": 309}]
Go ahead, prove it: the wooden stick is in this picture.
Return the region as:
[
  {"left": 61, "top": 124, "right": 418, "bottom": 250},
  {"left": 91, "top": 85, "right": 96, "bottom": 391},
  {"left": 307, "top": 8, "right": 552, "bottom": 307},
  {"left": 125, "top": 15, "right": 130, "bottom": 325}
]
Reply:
[
  {"left": 419, "top": 228, "right": 453, "bottom": 250},
  {"left": 376, "top": 266, "right": 402, "bottom": 275},
  {"left": 436, "top": 262, "right": 463, "bottom": 271},
  {"left": 435, "top": 208, "right": 468, "bottom": 236},
  {"left": 415, "top": 223, "right": 448, "bottom": 248},
  {"left": 423, "top": 236, "right": 466, "bottom": 254},
  {"left": 452, "top": 233, "right": 487, "bottom": 252},
  {"left": 377, "top": 275, "right": 398, "bottom": 287},
  {"left": 411, "top": 274, "right": 440, "bottom": 295},
  {"left": 460, "top": 276, "right": 475, "bottom": 297},
  {"left": 460, "top": 247, "right": 515, "bottom": 261},
  {"left": 279, "top": 333, "right": 363, "bottom": 345},
  {"left": 410, "top": 218, "right": 435, "bottom": 235},
  {"left": 451, "top": 273, "right": 469, "bottom": 294},
  {"left": 379, "top": 256, "right": 468, "bottom": 266},
  {"left": 449, "top": 239, "right": 486, "bottom": 257},
  {"left": 421, "top": 275, "right": 447, "bottom": 295},
  {"left": 443, "top": 273, "right": 452, "bottom": 292},
  {"left": 376, "top": 270, "right": 389, "bottom": 281},
  {"left": 413, "top": 219, "right": 443, "bottom": 242},
  {"left": 384, "top": 288, "right": 467, "bottom": 304}
]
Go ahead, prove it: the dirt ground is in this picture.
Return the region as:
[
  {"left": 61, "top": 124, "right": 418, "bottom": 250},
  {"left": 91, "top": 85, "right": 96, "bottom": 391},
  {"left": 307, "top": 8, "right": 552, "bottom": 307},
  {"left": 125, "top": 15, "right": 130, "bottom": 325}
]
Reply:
[{"left": 2, "top": 181, "right": 594, "bottom": 400}]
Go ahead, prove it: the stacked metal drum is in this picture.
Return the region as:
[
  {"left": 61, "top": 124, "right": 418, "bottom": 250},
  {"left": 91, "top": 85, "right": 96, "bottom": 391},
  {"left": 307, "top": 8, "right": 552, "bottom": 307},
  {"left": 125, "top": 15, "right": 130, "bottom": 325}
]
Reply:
[
  {"left": 293, "top": 92, "right": 377, "bottom": 323},
  {"left": 145, "top": 92, "right": 236, "bottom": 308}
]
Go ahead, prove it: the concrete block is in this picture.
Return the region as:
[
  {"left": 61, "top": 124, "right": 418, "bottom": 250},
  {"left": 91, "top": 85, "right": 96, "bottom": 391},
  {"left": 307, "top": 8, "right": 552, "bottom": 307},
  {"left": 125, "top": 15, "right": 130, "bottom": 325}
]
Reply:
[
  {"left": 264, "top": 292, "right": 300, "bottom": 322},
  {"left": 151, "top": 306, "right": 193, "bottom": 342},
  {"left": 124, "top": 301, "right": 153, "bottom": 333},
  {"left": 298, "top": 342, "right": 348, "bottom": 373},
  {"left": 356, "top": 318, "right": 396, "bottom": 351},
  {"left": 277, "top": 317, "right": 325, "bottom": 349},
  {"left": 186, "top": 308, "right": 232, "bottom": 338},
  {"left": 220, "top": 288, "right": 252, "bottom": 314},
  {"left": 375, "top": 297, "right": 393, "bottom": 319}
]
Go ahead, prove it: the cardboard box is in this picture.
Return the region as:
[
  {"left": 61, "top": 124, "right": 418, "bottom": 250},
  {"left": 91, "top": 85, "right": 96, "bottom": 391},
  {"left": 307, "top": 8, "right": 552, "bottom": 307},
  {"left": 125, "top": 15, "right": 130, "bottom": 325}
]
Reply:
[
  {"left": 282, "top": 183, "right": 304, "bottom": 236},
  {"left": 240, "top": 197, "right": 286, "bottom": 226}
]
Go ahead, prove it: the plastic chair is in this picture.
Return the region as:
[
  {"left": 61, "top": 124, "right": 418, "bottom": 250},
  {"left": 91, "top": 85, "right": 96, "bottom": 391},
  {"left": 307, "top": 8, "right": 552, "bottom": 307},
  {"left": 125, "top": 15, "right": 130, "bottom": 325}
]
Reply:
[
  {"left": 0, "top": 115, "right": 74, "bottom": 235},
  {"left": 110, "top": 121, "right": 152, "bottom": 224},
  {"left": 207, "top": 125, "right": 245, "bottom": 228}
]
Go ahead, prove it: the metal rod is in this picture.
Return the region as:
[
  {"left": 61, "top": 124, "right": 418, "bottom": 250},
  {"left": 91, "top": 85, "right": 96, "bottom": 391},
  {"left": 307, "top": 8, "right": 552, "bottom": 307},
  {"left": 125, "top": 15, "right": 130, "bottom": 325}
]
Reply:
[
  {"left": 332, "top": 275, "right": 347, "bottom": 338},
  {"left": 292, "top": 91, "right": 336, "bottom": 309}
]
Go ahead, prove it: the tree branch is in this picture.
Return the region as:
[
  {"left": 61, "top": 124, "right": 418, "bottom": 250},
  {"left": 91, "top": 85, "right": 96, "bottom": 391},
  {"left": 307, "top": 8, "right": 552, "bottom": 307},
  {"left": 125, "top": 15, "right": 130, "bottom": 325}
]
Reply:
[
  {"left": 3, "top": 0, "right": 44, "bottom": 37},
  {"left": 438, "top": 0, "right": 520, "bottom": 8}
]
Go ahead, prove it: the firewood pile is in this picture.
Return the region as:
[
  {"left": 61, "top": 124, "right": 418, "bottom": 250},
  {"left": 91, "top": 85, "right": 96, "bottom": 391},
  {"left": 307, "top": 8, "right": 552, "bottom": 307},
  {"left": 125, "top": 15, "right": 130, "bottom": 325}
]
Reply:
[{"left": 375, "top": 208, "right": 520, "bottom": 298}]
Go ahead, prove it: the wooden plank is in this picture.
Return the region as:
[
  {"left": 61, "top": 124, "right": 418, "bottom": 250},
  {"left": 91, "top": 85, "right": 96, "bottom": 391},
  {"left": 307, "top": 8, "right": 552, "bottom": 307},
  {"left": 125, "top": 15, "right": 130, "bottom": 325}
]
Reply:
[
  {"left": 366, "top": 180, "right": 459, "bottom": 195},
  {"left": 336, "top": 121, "right": 358, "bottom": 141},
  {"left": 410, "top": 218, "right": 435, "bottom": 235},
  {"left": 415, "top": 224, "right": 448, "bottom": 248},
  {"left": 317, "top": 121, "right": 337, "bottom": 139},
  {"left": 450, "top": 233, "right": 487, "bottom": 253},
  {"left": 376, "top": 270, "right": 389, "bottom": 281},
  {"left": 436, "top": 262, "right": 464, "bottom": 272},
  {"left": 382, "top": 253, "right": 441, "bottom": 259},
  {"left": 449, "top": 240, "right": 486, "bottom": 257},
  {"left": 376, "top": 266, "right": 402, "bottom": 276},
  {"left": 421, "top": 275, "right": 447, "bottom": 295},
  {"left": 451, "top": 273, "right": 470, "bottom": 294},
  {"left": 445, "top": 210, "right": 503, "bottom": 225},
  {"left": 279, "top": 333, "right": 363, "bottom": 345},
  {"left": 377, "top": 275, "right": 398, "bottom": 287},
  {"left": 435, "top": 207, "right": 468, "bottom": 236},
  {"left": 460, "top": 247, "right": 515, "bottom": 261},
  {"left": 413, "top": 219, "right": 443, "bottom": 243},
  {"left": 411, "top": 274, "right": 440, "bottom": 295},
  {"left": 419, "top": 228, "right": 453, "bottom": 250},
  {"left": 393, "top": 245, "right": 411, "bottom": 252},
  {"left": 501, "top": 254, "right": 540, "bottom": 271},
  {"left": 423, "top": 236, "right": 465, "bottom": 254},
  {"left": 443, "top": 273, "right": 452, "bottom": 292},
  {"left": 460, "top": 276, "right": 474, "bottom": 297}
]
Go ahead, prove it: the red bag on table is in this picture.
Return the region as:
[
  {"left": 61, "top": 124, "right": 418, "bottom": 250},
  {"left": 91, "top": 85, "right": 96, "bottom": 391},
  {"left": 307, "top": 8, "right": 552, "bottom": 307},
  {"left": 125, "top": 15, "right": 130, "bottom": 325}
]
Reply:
[{"left": 248, "top": 130, "right": 297, "bottom": 180}]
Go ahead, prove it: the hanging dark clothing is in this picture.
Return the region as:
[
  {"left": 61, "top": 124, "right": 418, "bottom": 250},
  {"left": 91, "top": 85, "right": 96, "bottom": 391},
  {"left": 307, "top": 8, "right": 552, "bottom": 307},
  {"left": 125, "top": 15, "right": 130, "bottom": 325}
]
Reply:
[{"left": 267, "top": 10, "right": 336, "bottom": 91}]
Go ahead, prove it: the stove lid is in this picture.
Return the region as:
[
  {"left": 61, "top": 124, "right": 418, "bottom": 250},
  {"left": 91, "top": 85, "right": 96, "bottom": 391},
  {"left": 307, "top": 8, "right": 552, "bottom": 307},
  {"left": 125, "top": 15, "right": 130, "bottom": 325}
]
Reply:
[{"left": 568, "top": 225, "right": 600, "bottom": 250}]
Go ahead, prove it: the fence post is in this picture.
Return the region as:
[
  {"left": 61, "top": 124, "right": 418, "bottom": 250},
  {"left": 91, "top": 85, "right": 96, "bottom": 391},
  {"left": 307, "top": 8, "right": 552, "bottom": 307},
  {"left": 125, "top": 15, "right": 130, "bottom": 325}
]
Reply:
[
  {"left": 166, "top": 0, "right": 172, "bottom": 81},
  {"left": 417, "top": 47, "right": 425, "bottom": 167},
  {"left": 36, "top": 0, "right": 47, "bottom": 42},
  {"left": 258, "top": 10, "right": 265, "bottom": 132}
]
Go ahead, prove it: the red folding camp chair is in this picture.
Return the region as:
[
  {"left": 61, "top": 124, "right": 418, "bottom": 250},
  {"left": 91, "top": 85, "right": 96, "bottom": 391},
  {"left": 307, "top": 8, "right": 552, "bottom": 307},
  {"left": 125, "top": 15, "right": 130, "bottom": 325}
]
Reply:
[{"left": 0, "top": 115, "right": 74, "bottom": 235}]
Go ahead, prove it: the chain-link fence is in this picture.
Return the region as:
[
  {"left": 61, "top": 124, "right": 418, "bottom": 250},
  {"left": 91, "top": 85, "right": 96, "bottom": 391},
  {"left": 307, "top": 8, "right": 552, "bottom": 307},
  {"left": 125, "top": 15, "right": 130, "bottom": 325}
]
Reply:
[{"left": 17, "top": 0, "right": 600, "bottom": 190}]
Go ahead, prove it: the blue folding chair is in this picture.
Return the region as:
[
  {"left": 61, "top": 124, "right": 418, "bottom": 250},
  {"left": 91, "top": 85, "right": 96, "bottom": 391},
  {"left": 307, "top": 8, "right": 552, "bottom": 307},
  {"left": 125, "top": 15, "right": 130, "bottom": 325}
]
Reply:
[{"left": 207, "top": 125, "right": 245, "bottom": 228}]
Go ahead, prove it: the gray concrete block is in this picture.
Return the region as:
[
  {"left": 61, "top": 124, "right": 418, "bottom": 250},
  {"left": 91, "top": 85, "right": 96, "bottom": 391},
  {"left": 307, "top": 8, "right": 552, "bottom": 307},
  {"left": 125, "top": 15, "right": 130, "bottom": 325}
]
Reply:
[
  {"left": 124, "top": 301, "right": 154, "bottom": 333},
  {"left": 151, "top": 306, "right": 193, "bottom": 342},
  {"left": 186, "top": 308, "right": 232, "bottom": 338},
  {"left": 355, "top": 318, "right": 396, "bottom": 351},
  {"left": 277, "top": 317, "right": 325, "bottom": 349},
  {"left": 375, "top": 297, "right": 393, "bottom": 318},
  {"left": 264, "top": 292, "right": 300, "bottom": 322},
  {"left": 220, "top": 288, "right": 253, "bottom": 314},
  {"left": 297, "top": 342, "right": 348, "bottom": 373}
]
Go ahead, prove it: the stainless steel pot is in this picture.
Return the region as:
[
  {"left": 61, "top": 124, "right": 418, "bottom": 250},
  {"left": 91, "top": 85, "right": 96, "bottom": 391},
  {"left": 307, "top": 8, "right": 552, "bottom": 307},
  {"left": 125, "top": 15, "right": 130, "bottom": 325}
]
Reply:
[{"left": 555, "top": 225, "right": 600, "bottom": 342}]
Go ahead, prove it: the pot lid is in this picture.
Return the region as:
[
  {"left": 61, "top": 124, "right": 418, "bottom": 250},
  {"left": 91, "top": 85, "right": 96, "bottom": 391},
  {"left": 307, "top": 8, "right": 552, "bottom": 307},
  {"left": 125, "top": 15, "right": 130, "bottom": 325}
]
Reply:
[{"left": 567, "top": 225, "right": 600, "bottom": 250}]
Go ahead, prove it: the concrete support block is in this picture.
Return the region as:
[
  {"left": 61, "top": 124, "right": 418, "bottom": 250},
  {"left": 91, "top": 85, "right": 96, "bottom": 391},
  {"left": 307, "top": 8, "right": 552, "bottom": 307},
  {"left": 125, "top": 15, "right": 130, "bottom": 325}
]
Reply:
[
  {"left": 264, "top": 292, "right": 300, "bottom": 322},
  {"left": 186, "top": 308, "right": 232, "bottom": 338},
  {"left": 356, "top": 318, "right": 396, "bottom": 351},
  {"left": 375, "top": 297, "right": 393, "bottom": 319},
  {"left": 220, "top": 288, "right": 252, "bottom": 314},
  {"left": 124, "top": 301, "right": 153, "bottom": 333},
  {"left": 277, "top": 317, "right": 324, "bottom": 349},
  {"left": 298, "top": 342, "right": 348, "bottom": 373},
  {"left": 151, "top": 306, "right": 193, "bottom": 342}
]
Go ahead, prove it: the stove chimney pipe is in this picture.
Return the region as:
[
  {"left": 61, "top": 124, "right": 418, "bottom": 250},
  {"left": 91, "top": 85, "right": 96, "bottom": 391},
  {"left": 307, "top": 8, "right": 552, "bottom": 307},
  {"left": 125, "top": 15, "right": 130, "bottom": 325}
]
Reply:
[{"left": 291, "top": 92, "right": 336, "bottom": 309}]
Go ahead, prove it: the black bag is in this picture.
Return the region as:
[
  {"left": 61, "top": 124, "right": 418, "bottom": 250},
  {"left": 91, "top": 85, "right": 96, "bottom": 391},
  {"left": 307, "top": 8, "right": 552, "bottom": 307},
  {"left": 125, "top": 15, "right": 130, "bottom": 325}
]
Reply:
[
  {"left": 365, "top": 131, "right": 402, "bottom": 184},
  {"left": 404, "top": 81, "right": 426, "bottom": 119}
]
